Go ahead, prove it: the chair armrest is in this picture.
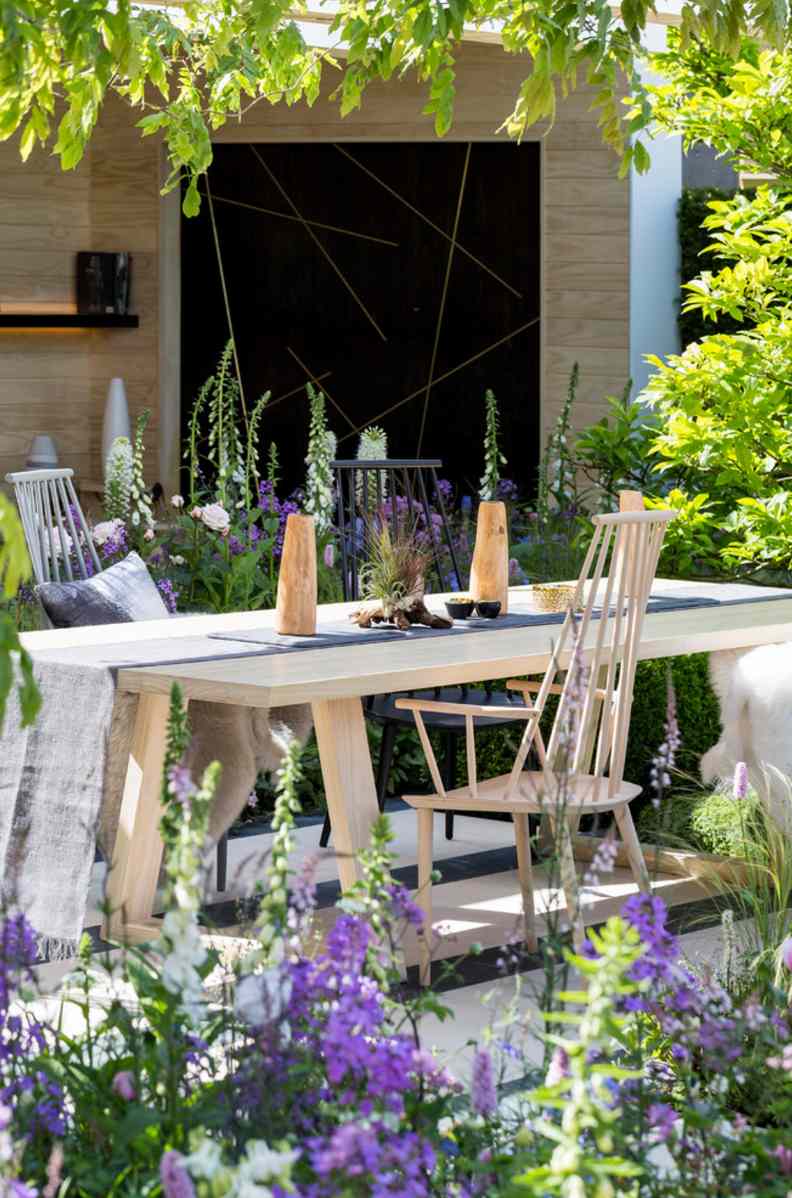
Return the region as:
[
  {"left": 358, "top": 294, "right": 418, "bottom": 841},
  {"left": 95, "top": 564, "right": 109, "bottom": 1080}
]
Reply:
[
  {"left": 394, "top": 697, "right": 539, "bottom": 719},
  {"left": 507, "top": 679, "right": 611, "bottom": 702}
]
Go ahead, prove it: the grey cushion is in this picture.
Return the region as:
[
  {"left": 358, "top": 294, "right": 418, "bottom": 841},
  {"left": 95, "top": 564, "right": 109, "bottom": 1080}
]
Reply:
[{"left": 37, "top": 552, "right": 169, "bottom": 628}]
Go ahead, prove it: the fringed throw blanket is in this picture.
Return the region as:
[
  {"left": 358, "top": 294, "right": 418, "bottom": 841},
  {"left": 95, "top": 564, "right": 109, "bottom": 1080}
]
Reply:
[
  {"left": 0, "top": 641, "right": 312, "bottom": 960},
  {"left": 0, "top": 658, "right": 117, "bottom": 959}
]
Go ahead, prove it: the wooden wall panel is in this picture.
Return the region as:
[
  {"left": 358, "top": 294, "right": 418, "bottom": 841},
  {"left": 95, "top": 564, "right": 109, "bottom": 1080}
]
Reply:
[
  {"left": 0, "top": 42, "right": 629, "bottom": 491},
  {"left": 0, "top": 97, "right": 161, "bottom": 488}
]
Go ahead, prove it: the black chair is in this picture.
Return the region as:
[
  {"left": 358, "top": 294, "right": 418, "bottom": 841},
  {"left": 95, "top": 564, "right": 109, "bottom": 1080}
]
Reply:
[{"left": 319, "top": 458, "right": 527, "bottom": 848}]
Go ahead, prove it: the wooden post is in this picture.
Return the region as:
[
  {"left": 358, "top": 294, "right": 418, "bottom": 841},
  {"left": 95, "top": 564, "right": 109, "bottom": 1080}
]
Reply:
[
  {"left": 469, "top": 500, "right": 509, "bottom": 614},
  {"left": 276, "top": 514, "right": 317, "bottom": 635}
]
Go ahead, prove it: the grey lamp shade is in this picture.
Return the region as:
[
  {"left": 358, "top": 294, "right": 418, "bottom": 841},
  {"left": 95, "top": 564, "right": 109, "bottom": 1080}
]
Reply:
[{"left": 26, "top": 435, "right": 59, "bottom": 469}]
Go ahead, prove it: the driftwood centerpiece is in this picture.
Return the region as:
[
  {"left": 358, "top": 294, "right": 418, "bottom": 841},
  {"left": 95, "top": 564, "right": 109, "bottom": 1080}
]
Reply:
[
  {"left": 351, "top": 599, "right": 452, "bottom": 631},
  {"left": 350, "top": 520, "right": 452, "bottom": 632}
]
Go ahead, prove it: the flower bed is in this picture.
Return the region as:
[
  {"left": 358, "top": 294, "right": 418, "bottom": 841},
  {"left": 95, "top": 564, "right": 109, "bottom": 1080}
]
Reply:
[{"left": 2, "top": 690, "right": 791, "bottom": 1197}]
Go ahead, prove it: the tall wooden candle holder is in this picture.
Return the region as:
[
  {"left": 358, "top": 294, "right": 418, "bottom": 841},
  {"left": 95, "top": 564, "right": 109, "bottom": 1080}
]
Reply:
[
  {"left": 276, "top": 514, "right": 317, "bottom": 635},
  {"left": 469, "top": 500, "right": 509, "bottom": 615}
]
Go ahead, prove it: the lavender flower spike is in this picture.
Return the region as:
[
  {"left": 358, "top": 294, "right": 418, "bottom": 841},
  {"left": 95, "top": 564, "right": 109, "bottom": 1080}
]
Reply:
[
  {"left": 160, "top": 1151, "right": 196, "bottom": 1198},
  {"left": 733, "top": 761, "right": 749, "bottom": 800},
  {"left": 471, "top": 1048, "right": 497, "bottom": 1117}
]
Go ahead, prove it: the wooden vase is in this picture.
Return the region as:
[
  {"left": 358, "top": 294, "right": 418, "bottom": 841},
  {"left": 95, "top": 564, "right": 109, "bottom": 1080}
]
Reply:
[
  {"left": 469, "top": 500, "right": 509, "bottom": 615},
  {"left": 276, "top": 514, "right": 317, "bottom": 635}
]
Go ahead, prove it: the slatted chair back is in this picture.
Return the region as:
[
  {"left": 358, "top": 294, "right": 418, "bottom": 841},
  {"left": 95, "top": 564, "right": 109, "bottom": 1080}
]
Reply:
[
  {"left": 5, "top": 468, "right": 100, "bottom": 586},
  {"left": 331, "top": 458, "right": 461, "bottom": 599},
  {"left": 505, "top": 508, "right": 676, "bottom": 799}
]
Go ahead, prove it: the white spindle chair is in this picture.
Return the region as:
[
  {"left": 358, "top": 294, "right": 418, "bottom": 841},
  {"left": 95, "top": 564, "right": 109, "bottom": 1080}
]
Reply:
[
  {"left": 6, "top": 468, "right": 100, "bottom": 587},
  {"left": 396, "top": 507, "right": 676, "bottom": 983}
]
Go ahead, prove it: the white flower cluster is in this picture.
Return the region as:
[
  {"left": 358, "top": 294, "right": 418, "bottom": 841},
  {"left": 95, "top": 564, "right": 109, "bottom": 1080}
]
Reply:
[
  {"left": 130, "top": 412, "right": 154, "bottom": 531},
  {"left": 356, "top": 424, "right": 388, "bottom": 511},
  {"left": 182, "top": 1134, "right": 299, "bottom": 1198},
  {"left": 160, "top": 907, "right": 207, "bottom": 1023},
  {"left": 196, "top": 501, "right": 231, "bottom": 534},
  {"left": 104, "top": 436, "right": 134, "bottom": 521},
  {"left": 92, "top": 517, "right": 125, "bottom": 547},
  {"left": 303, "top": 386, "right": 335, "bottom": 535}
]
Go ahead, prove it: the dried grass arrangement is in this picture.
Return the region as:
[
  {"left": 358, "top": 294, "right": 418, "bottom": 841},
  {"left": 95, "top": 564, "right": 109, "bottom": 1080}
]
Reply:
[{"left": 351, "top": 520, "right": 452, "bottom": 631}]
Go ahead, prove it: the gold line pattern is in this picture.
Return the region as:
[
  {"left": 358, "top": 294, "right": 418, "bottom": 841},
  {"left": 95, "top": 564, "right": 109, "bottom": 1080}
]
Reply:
[
  {"left": 206, "top": 177, "right": 249, "bottom": 431},
  {"left": 416, "top": 143, "right": 471, "bottom": 456},
  {"left": 267, "top": 370, "right": 333, "bottom": 412},
  {"left": 334, "top": 144, "right": 524, "bottom": 301},
  {"left": 250, "top": 145, "right": 388, "bottom": 343},
  {"left": 201, "top": 190, "right": 400, "bottom": 248},
  {"left": 338, "top": 316, "right": 541, "bottom": 444},
  {"left": 286, "top": 347, "right": 356, "bottom": 430}
]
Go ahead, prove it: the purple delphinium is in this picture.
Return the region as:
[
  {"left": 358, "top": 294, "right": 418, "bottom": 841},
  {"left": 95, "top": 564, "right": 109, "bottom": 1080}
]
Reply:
[
  {"left": 157, "top": 578, "right": 179, "bottom": 614},
  {"left": 0, "top": 912, "right": 66, "bottom": 1140},
  {"left": 471, "top": 1048, "right": 496, "bottom": 1117},
  {"left": 160, "top": 1151, "right": 196, "bottom": 1198},
  {"left": 259, "top": 481, "right": 300, "bottom": 558},
  {"left": 385, "top": 883, "right": 424, "bottom": 930},
  {"left": 775, "top": 1145, "right": 792, "bottom": 1175},
  {"left": 167, "top": 764, "right": 194, "bottom": 807},
  {"left": 647, "top": 1102, "right": 676, "bottom": 1143},
  {"left": 309, "top": 1123, "right": 436, "bottom": 1198},
  {"left": 496, "top": 478, "right": 519, "bottom": 503},
  {"left": 100, "top": 523, "right": 128, "bottom": 562}
]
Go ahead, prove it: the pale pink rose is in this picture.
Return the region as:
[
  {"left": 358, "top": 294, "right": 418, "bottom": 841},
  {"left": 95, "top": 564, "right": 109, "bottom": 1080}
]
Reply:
[
  {"left": 171, "top": 494, "right": 185, "bottom": 509},
  {"left": 112, "top": 1070, "right": 137, "bottom": 1101},
  {"left": 199, "top": 502, "right": 231, "bottom": 534},
  {"left": 143, "top": 527, "right": 155, "bottom": 542},
  {"left": 190, "top": 506, "right": 202, "bottom": 520}
]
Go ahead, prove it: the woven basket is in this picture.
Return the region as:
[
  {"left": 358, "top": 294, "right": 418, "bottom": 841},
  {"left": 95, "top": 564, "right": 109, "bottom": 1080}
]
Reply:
[{"left": 532, "top": 583, "right": 577, "bottom": 613}]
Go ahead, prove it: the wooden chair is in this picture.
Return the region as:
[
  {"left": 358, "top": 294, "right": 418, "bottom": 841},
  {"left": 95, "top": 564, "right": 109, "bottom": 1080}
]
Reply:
[
  {"left": 5, "top": 468, "right": 233, "bottom": 891},
  {"left": 397, "top": 507, "right": 676, "bottom": 983}
]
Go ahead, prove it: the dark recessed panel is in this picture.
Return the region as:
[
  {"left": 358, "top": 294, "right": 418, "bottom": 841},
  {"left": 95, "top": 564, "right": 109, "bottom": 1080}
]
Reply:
[{"left": 181, "top": 142, "right": 540, "bottom": 496}]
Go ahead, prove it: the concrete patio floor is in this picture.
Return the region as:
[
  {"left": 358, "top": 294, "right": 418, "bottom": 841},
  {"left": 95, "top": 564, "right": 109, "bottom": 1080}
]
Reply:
[{"left": 33, "top": 807, "right": 726, "bottom": 1080}]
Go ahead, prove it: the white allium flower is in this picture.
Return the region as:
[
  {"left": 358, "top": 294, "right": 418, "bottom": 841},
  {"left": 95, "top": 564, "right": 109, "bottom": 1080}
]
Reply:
[{"left": 199, "top": 502, "right": 231, "bottom": 533}]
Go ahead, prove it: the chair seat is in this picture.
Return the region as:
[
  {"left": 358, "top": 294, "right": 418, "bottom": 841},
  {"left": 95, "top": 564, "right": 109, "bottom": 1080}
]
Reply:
[
  {"left": 367, "top": 688, "right": 526, "bottom": 730},
  {"left": 404, "top": 771, "right": 642, "bottom": 815}
]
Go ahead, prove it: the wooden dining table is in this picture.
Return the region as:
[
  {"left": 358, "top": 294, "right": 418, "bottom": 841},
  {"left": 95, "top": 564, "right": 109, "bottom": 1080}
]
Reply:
[{"left": 21, "top": 578, "right": 792, "bottom": 944}]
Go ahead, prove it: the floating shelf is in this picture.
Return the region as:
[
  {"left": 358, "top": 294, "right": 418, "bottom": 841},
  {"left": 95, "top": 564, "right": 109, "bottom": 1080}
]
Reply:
[{"left": 0, "top": 313, "right": 139, "bottom": 329}]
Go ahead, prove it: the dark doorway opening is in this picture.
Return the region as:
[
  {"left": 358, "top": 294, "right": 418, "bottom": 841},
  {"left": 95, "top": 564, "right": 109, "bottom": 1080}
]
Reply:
[{"left": 181, "top": 141, "right": 541, "bottom": 497}]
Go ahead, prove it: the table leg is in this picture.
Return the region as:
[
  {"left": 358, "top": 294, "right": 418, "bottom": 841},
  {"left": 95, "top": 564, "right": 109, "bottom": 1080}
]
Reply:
[
  {"left": 103, "top": 692, "right": 178, "bottom": 943},
  {"left": 312, "top": 697, "right": 380, "bottom": 892}
]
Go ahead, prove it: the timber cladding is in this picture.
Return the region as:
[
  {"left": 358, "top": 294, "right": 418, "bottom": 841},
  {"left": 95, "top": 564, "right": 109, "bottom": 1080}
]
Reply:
[{"left": 0, "top": 44, "right": 628, "bottom": 489}]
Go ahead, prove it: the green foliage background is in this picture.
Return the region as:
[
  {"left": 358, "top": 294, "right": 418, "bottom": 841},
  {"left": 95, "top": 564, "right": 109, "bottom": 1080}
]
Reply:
[{"left": 677, "top": 187, "right": 748, "bottom": 347}]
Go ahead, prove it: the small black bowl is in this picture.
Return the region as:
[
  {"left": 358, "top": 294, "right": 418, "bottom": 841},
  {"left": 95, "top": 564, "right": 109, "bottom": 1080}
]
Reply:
[
  {"left": 475, "top": 600, "right": 501, "bottom": 619},
  {"left": 445, "top": 598, "right": 476, "bottom": 620}
]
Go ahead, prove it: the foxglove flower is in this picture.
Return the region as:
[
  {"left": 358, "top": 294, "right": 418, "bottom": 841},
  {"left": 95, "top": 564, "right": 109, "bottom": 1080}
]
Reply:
[
  {"left": 160, "top": 1151, "right": 196, "bottom": 1198},
  {"left": 111, "top": 1070, "right": 136, "bottom": 1101},
  {"left": 781, "top": 936, "right": 792, "bottom": 972},
  {"left": 545, "top": 1046, "right": 570, "bottom": 1086},
  {"left": 733, "top": 761, "right": 749, "bottom": 800},
  {"left": 471, "top": 1048, "right": 496, "bottom": 1116}
]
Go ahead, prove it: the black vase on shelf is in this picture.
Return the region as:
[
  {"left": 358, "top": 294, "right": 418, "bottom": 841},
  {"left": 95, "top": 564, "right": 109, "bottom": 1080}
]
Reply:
[{"left": 76, "top": 252, "right": 132, "bottom": 315}]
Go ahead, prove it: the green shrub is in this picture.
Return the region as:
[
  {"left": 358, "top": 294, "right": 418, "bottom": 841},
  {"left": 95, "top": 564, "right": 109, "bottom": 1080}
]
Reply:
[
  {"left": 677, "top": 186, "right": 747, "bottom": 348},
  {"left": 689, "top": 790, "right": 761, "bottom": 858}
]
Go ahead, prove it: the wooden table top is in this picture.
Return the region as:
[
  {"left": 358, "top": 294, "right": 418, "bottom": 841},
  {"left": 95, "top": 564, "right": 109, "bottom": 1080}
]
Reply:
[{"left": 22, "top": 579, "right": 792, "bottom": 709}]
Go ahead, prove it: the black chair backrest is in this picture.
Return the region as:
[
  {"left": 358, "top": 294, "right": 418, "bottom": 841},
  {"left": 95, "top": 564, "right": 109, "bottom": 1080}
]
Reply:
[{"left": 331, "top": 458, "right": 461, "bottom": 601}]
